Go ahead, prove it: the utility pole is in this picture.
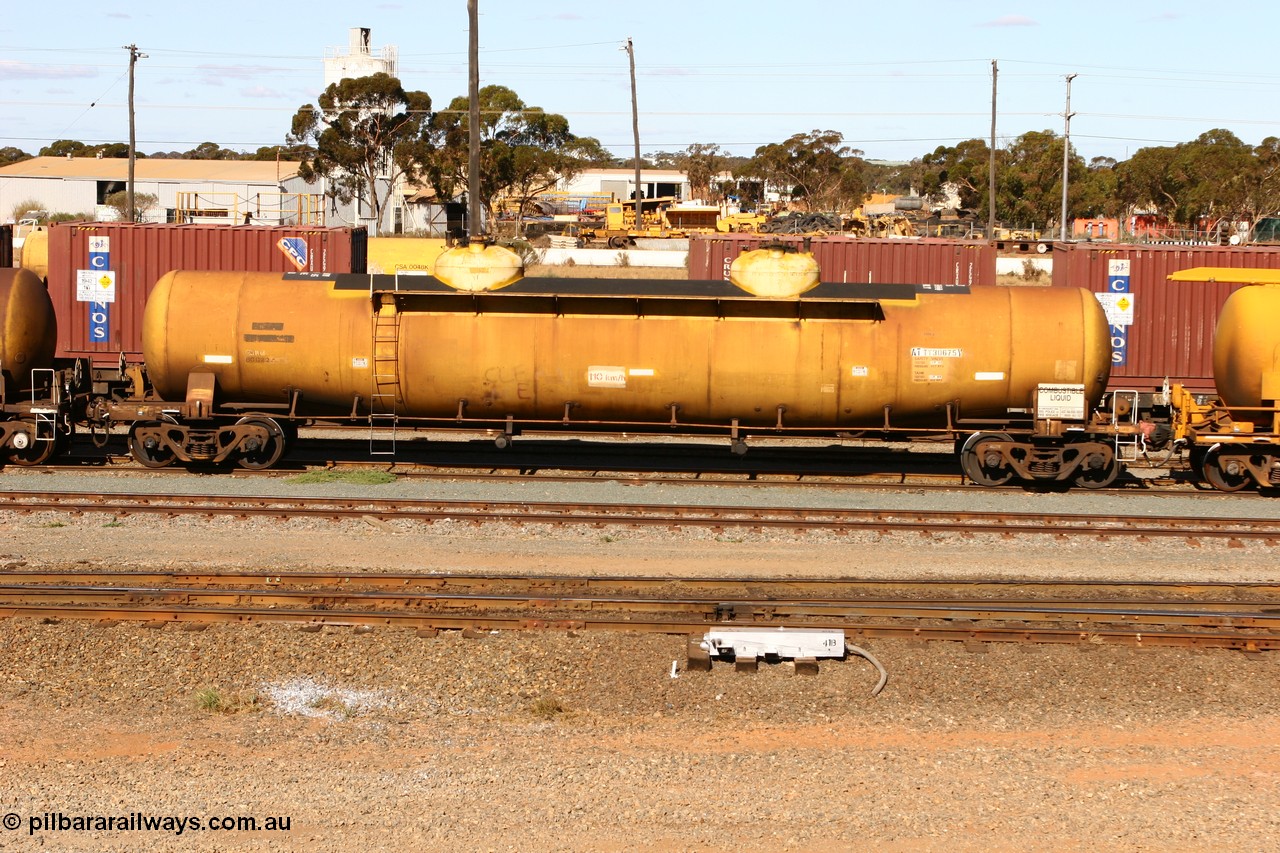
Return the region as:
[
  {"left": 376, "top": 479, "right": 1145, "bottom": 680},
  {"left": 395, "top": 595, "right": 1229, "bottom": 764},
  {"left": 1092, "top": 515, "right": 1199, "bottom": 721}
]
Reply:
[
  {"left": 1060, "top": 73, "right": 1077, "bottom": 242},
  {"left": 123, "top": 43, "right": 146, "bottom": 223},
  {"left": 988, "top": 59, "right": 997, "bottom": 239},
  {"left": 467, "top": 0, "right": 482, "bottom": 240},
  {"left": 624, "top": 38, "right": 641, "bottom": 224}
]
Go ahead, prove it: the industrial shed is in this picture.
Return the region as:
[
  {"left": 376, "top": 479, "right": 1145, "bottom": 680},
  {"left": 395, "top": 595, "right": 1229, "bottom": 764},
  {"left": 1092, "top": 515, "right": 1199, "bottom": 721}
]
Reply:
[
  {"left": 0, "top": 156, "right": 455, "bottom": 236},
  {"left": 0, "top": 157, "right": 318, "bottom": 226}
]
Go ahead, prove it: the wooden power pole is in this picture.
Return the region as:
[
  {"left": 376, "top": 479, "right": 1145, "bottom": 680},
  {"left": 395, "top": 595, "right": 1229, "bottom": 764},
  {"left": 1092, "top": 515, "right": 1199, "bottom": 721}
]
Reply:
[
  {"left": 988, "top": 60, "right": 997, "bottom": 239},
  {"left": 123, "top": 43, "right": 146, "bottom": 222},
  {"left": 624, "top": 38, "right": 641, "bottom": 222},
  {"left": 467, "top": 0, "right": 482, "bottom": 240}
]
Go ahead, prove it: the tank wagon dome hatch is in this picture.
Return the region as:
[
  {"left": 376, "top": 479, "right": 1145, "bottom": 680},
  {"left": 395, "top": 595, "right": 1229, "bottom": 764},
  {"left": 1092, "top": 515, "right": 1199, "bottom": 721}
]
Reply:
[
  {"left": 432, "top": 241, "right": 524, "bottom": 292},
  {"left": 729, "top": 246, "right": 821, "bottom": 298}
]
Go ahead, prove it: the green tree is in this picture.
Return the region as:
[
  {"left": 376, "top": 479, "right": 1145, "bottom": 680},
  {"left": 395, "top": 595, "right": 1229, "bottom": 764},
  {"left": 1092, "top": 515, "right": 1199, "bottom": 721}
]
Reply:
[
  {"left": 428, "top": 84, "right": 608, "bottom": 234},
  {"left": 911, "top": 139, "right": 990, "bottom": 213},
  {"left": 681, "top": 144, "right": 725, "bottom": 202},
  {"left": 1177, "top": 130, "right": 1254, "bottom": 225},
  {"left": 995, "top": 130, "right": 1088, "bottom": 230},
  {"left": 742, "top": 130, "right": 867, "bottom": 213},
  {"left": 1075, "top": 157, "right": 1119, "bottom": 219},
  {"left": 1248, "top": 137, "right": 1280, "bottom": 222},
  {"left": 1115, "top": 130, "right": 1254, "bottom": 227},
  {"left": 287, "top": 72, "right": 434, "bottom": 236},
  {"left": 39, "top": 139, "right": 91, "bottom": 158},
  {"left": 0, "top": 147, "right": 31, "bottom": 166},
  {"left": 248, "top": 144, "right": 311, "bottom": 162},
  {"left": 94, "top": 142, "right": 133, "bottom": 159},
  {"left": 1115, "top": 144, "right": 1179, "bottom": 218},
  {"left": 185, "top": 141, "right": 241, "bottom": 160}
]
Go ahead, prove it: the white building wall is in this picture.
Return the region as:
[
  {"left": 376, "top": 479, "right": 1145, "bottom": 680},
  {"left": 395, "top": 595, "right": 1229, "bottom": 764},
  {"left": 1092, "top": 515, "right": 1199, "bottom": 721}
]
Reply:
[
  {"left": 557, "top": 169, "right": 691, "bottom": 201},
  {"left": 0, "top": 177, "right": 98, "bottom": 220},
  {"left": 2, "top": 175, "right": 306, "bottom": 225}
]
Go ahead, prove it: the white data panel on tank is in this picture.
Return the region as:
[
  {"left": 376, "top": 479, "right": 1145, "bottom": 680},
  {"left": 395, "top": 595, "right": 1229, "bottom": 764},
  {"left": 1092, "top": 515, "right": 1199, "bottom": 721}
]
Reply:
[{"left": 1035, "top": 384, "right": 1087, "bottom": 420}]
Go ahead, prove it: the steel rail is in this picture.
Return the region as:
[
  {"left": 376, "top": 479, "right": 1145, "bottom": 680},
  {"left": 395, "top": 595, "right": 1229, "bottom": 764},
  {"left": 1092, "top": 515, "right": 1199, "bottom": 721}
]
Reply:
[
  {"left": 3, "top": 584, "right": 1279, "bottom": 630},
  {"left": 6, "top": 570, "right": 1280, "bottom": 600},
  {"left": 32, "top": 456, "right": 1199, "bottom": 497},
  {"left": 4, "top": 601, "right": 1275, "bottom": 651},
  {"left": 0, "top": 491, "right": 1277, "bottom": 541}
]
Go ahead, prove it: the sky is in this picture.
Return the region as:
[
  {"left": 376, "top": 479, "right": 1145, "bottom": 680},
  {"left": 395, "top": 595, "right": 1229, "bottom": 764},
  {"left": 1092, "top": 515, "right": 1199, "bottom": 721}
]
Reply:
[{"left": 3, "top": 2, "right": 1280, "bottom": 166}]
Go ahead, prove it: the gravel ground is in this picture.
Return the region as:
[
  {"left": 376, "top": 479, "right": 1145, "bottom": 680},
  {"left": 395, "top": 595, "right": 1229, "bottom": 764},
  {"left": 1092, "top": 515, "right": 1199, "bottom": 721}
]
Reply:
[{"left": 1, "top": 470, "right": 1279, "bottom": 852}]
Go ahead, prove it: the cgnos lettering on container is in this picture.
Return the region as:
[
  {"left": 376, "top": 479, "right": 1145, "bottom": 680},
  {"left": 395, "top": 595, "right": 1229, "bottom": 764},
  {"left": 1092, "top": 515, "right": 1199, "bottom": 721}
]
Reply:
[
  {"left": 587, "top": 366, "right": 627, "bottom": 388},
  {"left": 1035, "top": 384, "right": 1086, "bottom": 420}
]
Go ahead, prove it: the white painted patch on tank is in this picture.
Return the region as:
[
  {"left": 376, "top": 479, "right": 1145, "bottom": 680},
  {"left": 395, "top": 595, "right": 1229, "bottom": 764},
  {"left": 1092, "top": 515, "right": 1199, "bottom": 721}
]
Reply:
[{"left": 587, "top": 366, "right": 627, "bottom": 388}]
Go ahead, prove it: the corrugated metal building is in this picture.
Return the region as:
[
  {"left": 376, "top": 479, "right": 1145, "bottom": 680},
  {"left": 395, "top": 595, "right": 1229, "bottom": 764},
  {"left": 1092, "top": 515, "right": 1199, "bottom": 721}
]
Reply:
[
  {"left": 0, "top": 157, "right": 311, "bottom": 225},
  {"left": 0, "top": 157, "right": 451, "bottom": 237}
]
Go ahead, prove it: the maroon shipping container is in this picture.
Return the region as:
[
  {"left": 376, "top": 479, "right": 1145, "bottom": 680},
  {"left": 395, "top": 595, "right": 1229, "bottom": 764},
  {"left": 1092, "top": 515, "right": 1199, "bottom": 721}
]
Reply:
[
  {"left": 47, "top": 222, "right": 367, "bottom": 364},
  {"left": 1050, "top": 242, "right": 1280, "bottom": 395},
  {"left": 688, "top": 235, "right": 997, "bottom": 286}
]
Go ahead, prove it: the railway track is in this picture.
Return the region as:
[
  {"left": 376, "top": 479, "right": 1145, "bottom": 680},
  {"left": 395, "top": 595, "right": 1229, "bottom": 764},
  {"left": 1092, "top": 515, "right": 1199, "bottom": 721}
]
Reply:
[
  {"left": 22, "top": 435, "right": 1204, "bottom": 496},
  {"left": 2, "top": 572, "right": 1277, "bottom": 652},
  {"left": 0, "top": 490, "right": 1277, "bottom": 543}
]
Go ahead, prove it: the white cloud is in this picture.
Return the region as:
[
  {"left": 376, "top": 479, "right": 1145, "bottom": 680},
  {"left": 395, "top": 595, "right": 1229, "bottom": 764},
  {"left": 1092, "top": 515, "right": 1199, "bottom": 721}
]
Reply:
[{"left": 0, "top": 61, "right": 96, "bottom": 81}]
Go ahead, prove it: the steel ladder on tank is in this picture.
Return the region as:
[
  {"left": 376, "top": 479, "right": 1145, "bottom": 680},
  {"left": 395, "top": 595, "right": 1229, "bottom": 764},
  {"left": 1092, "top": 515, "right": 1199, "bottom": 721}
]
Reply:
[
  {"left": 29, "top": 368, "right": 60, "bottom": 452},
  {"left": 369, "top": 290, "right": 402, "bottom": 456}
]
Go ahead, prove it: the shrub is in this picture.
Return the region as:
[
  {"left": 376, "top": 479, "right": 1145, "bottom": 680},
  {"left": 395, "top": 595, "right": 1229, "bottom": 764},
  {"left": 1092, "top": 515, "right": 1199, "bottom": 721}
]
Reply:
[
  {"left": 529, "top": 697, "right": 566, "bottom": 718},
  {"left": 102, "top": 190, "right": 159, "bottom": 223},
  {"left": 194, "top": 687, "right": 261, "bottom": 715},
  {"left": 505, "top": 239, "right": 545, "bottom": 267},
  {"left": 285, "top": 470, "right": 396, "bottom": 486}
]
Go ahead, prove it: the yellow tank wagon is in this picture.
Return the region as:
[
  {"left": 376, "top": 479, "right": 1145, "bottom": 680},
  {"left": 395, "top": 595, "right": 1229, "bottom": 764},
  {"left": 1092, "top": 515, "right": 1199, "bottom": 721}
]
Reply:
[
  {"left": 1165, "top": 268, "right": 1280, "bottom": 490},
  {"left": 133, "top": 261, "right": 1112, "bottom": 482}
]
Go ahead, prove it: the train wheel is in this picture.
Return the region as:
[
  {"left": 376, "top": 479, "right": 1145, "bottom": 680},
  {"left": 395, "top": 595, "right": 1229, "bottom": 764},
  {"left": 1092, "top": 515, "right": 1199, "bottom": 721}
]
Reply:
[
  {"left": 960, "top": 432, "right": 1015, "bottom": 486},
  {"left": 1075, "top": 456, "right": 1119, "bottom": 490},
  {"left": 7, "top": 419, "right": 58, "bottom": 466},
  {"left": 235, "top": 417, "right": 286, "bottom": 470},
  {"left": 129, "top": 422, "right": 176, "bottom": 468},
  {"left": 1200, "top": 448, "right": 1251, "bottom": 492}
]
